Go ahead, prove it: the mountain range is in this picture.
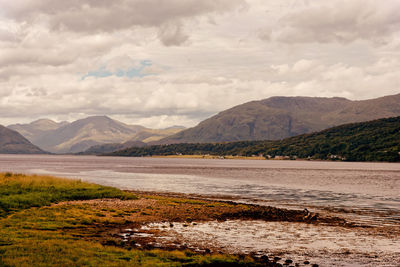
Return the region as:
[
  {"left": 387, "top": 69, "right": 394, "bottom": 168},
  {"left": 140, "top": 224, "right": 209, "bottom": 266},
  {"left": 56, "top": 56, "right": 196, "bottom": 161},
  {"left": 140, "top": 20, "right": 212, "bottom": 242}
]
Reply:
[
  {"left": 5, "top": 93, "right": 400, "bottom": 154},
  {"left": 0, "top": 125, "right": 45, "bottom": 154},
  {"left": 157, "top": 93, "right": 400, "bottom": 144},
  {"left": 8, "top": 116, "right": 184, "bottom": 153}
]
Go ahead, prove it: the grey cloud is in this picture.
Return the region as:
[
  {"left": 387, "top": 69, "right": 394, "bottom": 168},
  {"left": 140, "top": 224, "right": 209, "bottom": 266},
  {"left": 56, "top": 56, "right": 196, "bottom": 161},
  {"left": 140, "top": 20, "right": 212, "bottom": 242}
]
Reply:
[
  {"left": 2, "top": 0, "right": 245, "bottom": 33},
  {"left": 269, "top": 0, "right": 400, "bottom": 44},
  {"left": 157, "top": 22, "right": 188, "bottom": 46},
  {"left": 0, "top": 28, "right": 16, "bottom": 42}
]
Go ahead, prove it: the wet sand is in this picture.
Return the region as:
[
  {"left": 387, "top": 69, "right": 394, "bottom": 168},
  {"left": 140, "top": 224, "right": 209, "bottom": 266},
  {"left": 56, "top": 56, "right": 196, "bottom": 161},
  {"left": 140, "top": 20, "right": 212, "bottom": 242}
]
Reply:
[{"left": 141, "top": 220, "right": 400, "bottom": 266}]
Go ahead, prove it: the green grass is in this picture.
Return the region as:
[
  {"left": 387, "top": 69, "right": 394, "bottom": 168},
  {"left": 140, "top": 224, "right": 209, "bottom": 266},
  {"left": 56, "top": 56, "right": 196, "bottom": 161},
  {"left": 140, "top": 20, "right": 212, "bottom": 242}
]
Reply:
[
  {"left": 0, "top": 205, "right": 259, "bottom": 266},
  {"left": 0, "top": 172, "right": 137, "bottom": 217},
  {"left": 0, "top": 173, "right": 262, "bottom": 266},
  {"left": 0, "top": 239, "right": 258, "bottom": 266}
]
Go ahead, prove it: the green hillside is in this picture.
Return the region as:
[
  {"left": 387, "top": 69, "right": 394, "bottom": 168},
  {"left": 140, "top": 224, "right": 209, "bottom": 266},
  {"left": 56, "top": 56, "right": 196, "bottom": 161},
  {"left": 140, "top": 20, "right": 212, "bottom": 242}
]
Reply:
[{"left": 107, "top": 116, "right": 400, "bottom": 162}]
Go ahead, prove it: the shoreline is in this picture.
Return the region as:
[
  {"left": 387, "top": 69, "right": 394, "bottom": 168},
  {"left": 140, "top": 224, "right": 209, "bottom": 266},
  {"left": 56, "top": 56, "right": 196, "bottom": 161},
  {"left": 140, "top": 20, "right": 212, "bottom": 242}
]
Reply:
[
  {"left": 112, "top": 154, "right": 398, "bottom": 163},
  {"left": 151, "top": 154, "right": 266, "bottom": 160}
]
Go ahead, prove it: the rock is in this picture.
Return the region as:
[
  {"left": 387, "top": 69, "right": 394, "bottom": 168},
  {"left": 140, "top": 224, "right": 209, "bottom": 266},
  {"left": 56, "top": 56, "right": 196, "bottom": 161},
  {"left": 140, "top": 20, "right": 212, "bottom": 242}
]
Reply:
[
  {"left": 303, "top": 261, "right": 310, "bottom": 265},
  {"left": 285, "top": 259, "right": 293, "bottom": 264},
  {"left": 274, "top": 256, "right": 281, "bottom": 262},
  {"left": 260, "top": 255, "right": 269, "bottom": 262},
  {"left": 312, "top": 264, "right": 319, "bottom": 267}
]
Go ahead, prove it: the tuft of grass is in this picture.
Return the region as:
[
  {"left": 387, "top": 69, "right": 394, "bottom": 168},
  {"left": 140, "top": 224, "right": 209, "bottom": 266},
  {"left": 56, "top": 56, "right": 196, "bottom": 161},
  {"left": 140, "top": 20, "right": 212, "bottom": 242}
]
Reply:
[{"left": 0, "top": 173, "right": 137, "bottom": 217}]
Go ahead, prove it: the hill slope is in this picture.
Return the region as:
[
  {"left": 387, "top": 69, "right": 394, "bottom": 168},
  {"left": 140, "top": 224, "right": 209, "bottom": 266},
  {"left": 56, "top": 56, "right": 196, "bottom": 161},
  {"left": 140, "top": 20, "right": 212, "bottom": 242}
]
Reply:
[
  {"left": 0, "top": 125, "right": 46, "bottom": 154},
  {"left": 80, "top": 140, "right": 147, "bottom": 155},
  {"left": 129, "top": 127, "right": 185, "bottom": 143},
  {"left": 158, "top": 94, "right": 400, "bottom": 144},
  {"left": 108, "top": 116, "right": 400, "bottom": 162}
]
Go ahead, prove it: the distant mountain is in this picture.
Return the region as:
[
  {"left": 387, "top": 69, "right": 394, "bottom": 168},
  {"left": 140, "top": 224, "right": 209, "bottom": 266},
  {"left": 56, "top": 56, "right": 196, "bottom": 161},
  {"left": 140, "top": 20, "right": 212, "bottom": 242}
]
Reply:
[
  {"left": 108, "top": 116, "right": 400, "bottom": 162},
  {"left": 157, "top": 94, "right": 400, "bottom": 144},
  {"left": 9, "top": 119, "right": 69, "bottom": 143},
  {"left": 0, "top": 125, "right": 46, "bottom": 154},
  {"left": 30, "top": 116, "right": 146, "bottom": 153},
  {"left": 80, "top": 127, "right": 184, "bottom": 155},
  {"left": 9, "top": 116, "right": 185, "bottom": 154}
]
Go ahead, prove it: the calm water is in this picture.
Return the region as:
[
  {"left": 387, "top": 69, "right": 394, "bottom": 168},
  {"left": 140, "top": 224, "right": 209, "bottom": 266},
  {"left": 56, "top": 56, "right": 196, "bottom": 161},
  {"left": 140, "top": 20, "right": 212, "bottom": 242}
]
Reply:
[{"left": 1, "top": 155, "right": 400, "bottom": 225}]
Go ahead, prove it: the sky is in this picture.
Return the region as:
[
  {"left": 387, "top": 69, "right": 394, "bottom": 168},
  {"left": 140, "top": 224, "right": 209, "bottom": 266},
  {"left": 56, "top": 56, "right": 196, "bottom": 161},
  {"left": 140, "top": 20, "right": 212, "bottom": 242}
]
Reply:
[{"left": 0, "top": 0, "right": 400, "bottom": 128}]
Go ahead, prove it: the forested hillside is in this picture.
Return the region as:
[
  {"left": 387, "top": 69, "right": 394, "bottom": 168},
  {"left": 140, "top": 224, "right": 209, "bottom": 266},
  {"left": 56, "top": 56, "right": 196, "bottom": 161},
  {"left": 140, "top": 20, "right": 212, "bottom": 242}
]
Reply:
[{"left": 108, "top": 116, "right": 400, "bottom": 162}]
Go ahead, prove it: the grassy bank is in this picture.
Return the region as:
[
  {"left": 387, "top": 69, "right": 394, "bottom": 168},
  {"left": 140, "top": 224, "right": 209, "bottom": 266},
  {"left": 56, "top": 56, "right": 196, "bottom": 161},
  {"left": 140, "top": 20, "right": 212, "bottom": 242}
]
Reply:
[
  {"left": 0, "top": 173, "right": 270, "bottom": 266},
  {"left": 0, "top": 172, "right": 137, "bottom": 217}
]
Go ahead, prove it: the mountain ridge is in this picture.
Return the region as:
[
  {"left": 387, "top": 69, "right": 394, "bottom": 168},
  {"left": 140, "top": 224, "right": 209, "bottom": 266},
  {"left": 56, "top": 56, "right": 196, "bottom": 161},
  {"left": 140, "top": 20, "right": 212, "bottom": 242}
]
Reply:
[{"left": 155, "top": 94, "right": 400, "bottom": 144}]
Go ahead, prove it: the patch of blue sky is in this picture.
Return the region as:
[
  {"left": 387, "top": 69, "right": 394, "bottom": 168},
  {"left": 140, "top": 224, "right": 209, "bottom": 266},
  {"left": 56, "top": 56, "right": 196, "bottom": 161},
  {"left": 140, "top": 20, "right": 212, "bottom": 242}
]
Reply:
[{"left": 82, "top": 60, "right": 155, "bottom": 80}]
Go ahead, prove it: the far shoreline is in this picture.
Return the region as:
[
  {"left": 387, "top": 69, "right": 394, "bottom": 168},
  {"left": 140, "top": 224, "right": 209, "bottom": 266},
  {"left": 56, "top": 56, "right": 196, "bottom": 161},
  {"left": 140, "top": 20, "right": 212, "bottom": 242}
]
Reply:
[{"left": 150, "top": 154, "right": 266, "bottom": 160}]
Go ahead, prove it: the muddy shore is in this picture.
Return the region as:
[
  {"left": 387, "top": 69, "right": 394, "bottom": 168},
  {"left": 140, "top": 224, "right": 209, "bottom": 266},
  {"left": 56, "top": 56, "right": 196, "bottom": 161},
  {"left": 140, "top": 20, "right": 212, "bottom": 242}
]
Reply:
[{"left": 54, "top": 190, "right": 400, "bottom": 266}]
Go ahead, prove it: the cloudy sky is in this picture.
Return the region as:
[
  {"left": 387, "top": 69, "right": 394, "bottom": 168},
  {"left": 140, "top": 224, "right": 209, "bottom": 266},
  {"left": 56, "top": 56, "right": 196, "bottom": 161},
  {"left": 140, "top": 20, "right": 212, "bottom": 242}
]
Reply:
[{"left": 1, "top": 0, "right": 400, "bottom": 128}]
